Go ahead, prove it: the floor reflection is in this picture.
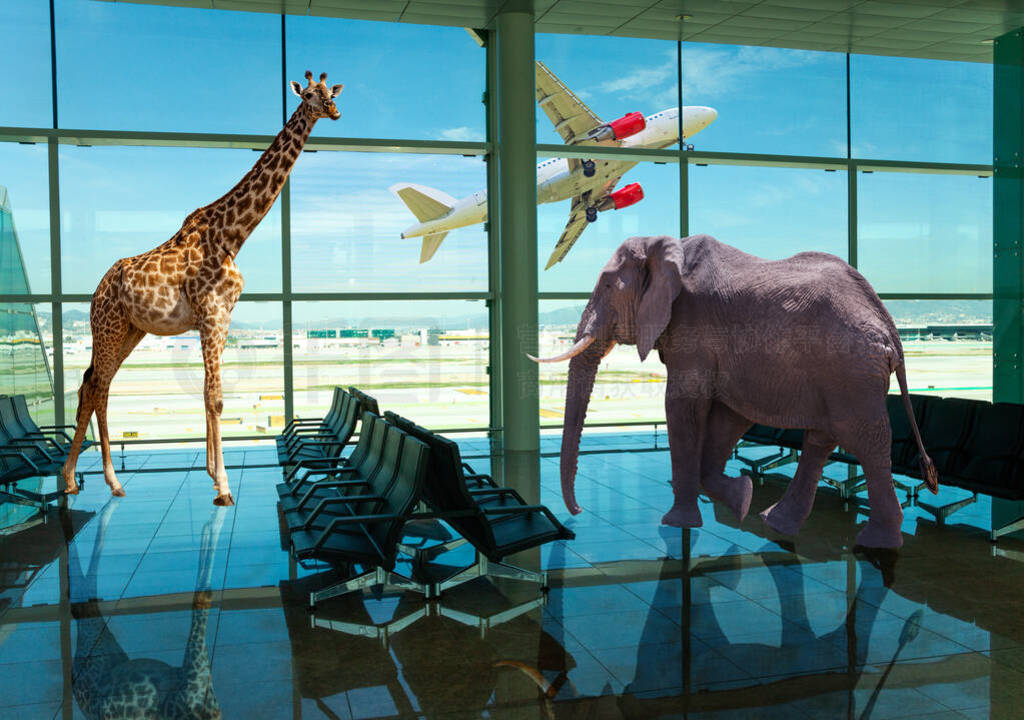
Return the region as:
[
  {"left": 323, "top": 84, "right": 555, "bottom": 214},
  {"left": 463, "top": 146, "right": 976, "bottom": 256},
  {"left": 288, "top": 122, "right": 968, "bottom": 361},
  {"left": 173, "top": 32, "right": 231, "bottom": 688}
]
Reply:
[
  {"left": 1, "top": 439, "right": 1023, "bottom": 718},
  {"left": 70, "top": 501, "right": 225, "bottom": 720}
]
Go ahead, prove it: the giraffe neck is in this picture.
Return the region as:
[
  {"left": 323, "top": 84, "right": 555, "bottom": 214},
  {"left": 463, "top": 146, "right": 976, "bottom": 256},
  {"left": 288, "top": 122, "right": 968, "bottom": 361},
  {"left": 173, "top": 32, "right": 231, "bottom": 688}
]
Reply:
[{"left": 207, "top": 104, "right": 316, "bottom": 258}]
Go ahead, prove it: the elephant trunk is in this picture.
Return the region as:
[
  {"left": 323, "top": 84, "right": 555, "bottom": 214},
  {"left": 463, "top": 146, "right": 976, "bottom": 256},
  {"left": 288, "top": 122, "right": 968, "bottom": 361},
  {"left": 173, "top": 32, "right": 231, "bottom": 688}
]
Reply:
[{"left": 560, "top": 346, "right": 604, "bottom": 515}]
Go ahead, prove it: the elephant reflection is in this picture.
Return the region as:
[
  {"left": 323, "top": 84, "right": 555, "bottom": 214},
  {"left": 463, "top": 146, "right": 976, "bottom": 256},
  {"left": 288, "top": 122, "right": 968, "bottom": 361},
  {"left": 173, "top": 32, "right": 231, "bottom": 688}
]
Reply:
[{"left": 70, "top": 501, "right": 225, "bottom": 719}]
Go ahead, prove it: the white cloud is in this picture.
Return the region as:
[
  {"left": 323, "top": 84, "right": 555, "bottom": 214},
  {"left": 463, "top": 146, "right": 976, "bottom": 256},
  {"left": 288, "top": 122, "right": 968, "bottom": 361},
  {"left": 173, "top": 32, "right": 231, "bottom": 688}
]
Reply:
[
  {"left": 437, "top": 126, "right": 484, "bottom": 142},
  {"left": 682, "top": 46, "right": 824, "bottom": 100}
]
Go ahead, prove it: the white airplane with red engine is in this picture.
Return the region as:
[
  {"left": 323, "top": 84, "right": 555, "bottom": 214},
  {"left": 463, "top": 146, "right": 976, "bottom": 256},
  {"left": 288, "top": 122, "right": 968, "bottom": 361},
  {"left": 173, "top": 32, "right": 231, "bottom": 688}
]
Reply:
[{"left": 391, "top": 60, "right": 717, "bottom": 268}]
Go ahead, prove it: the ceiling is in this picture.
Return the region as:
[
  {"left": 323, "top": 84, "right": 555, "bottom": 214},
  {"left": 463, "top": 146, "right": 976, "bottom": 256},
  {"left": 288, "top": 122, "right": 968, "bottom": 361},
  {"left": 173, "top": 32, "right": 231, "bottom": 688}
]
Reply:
[{"left": 101, "top": 1, "right": 1024, "bottom": 62}]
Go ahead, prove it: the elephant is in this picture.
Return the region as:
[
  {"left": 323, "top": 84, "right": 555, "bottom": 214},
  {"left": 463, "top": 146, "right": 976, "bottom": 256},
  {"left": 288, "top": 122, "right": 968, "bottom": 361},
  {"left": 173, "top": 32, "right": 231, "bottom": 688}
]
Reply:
[{"left": 532, "top": 234, "right": 937, "bottom": 549}]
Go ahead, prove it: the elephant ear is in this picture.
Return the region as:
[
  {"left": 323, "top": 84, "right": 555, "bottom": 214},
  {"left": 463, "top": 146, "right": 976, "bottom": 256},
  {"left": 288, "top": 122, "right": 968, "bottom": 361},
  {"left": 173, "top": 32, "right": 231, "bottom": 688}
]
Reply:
[{"left": 636, "top": 237, "right": 685, "bottom": 361}]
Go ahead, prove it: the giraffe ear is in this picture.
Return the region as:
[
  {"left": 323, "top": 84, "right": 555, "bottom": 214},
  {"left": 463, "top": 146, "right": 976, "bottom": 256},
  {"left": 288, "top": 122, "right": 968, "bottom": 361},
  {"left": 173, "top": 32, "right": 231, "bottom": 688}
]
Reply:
[
  {"left": 330, "top": 84, "right": 344, "bottom": 98},
  {"left": 289, "top": 81, "right": 303, "bottom": 97}
]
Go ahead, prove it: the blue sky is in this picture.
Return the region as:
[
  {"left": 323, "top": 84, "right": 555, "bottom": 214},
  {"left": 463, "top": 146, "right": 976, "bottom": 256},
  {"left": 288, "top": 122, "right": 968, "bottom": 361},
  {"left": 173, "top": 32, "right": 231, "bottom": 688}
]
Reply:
[{"left": 0, "top": 0, "right": 994, "bottom": 323}]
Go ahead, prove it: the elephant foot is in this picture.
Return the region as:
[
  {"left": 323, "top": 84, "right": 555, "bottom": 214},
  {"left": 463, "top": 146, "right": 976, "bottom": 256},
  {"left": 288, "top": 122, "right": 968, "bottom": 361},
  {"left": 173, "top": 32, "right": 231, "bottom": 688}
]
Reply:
[
  {"left": 214, "top": 493, "right": 235, "bottom": 507},
  {"left": 759, "top": 502, "right": 807, "bottom": 537},
  {"left": 661, "top": 503, "right": 703, "bottom": 529},
  {"left": 855, "top": 519, "right": 903, "bottom": 549},
  {"left": 703, "top": 473, "right": 753, "bottom": 523}
]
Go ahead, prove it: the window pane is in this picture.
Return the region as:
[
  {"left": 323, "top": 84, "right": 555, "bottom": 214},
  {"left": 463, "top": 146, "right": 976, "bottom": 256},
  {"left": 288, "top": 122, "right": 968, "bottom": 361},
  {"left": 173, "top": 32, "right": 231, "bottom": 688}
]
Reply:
[
  {"left": 539, "top": 161, "right": 679, "bottom": 293},
  {"left": 0, "top": 142, "right": 50, "bottom": 293},
  {"left": 688, "top": 164, "right": 847, "bottom": 260},
  {"left": 0, "top": 0, "right": 51, "bottom": 128},
  {"left": 55, "top": 0, "right": 280, "bottom": 133},
  {"left": 536, "top": 35, "right": 678, "bottom": 149},
  {"left": 885, "top": 300, "right": 991, "bottom": 402},
  {"left": 851, "top": 55, "right": 992, "bottom": 164},
  {"left": 681, "top": 43, "right": 846, "bottom": 157},
  {"left": 289, "top": 151, "right": 487, "bottom": 292},
  {"left": 538, "top": 300, "right": 665, "bottom": 425},
  {"left": 857, "top": 172, "right": 991, "bottom": 294},
  {"left": 59, "top": 145, "right": 282, "bottom": 293},
  {"left": 62, "top": 301, "right": 283, "bottom": 440},
  {"left": 286, "top": 17, "right": 483, "bottom": 141},
  {"left": 293, "top": 301, "right": 489, "bottom": 430}
]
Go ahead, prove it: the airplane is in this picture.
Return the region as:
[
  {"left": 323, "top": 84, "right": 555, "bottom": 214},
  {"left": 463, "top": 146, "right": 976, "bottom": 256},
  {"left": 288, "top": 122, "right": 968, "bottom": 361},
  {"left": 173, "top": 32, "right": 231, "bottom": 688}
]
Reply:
[{"left": 390, "top": 60, "right": 718, "bottom": 269}]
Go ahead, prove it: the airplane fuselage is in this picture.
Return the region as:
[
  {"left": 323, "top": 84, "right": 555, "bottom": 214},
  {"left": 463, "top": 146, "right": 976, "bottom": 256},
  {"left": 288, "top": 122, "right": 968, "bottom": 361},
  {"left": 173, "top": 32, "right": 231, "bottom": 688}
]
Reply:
[{"left": 400, "top": 106, "right": 717, "bottom": 240}]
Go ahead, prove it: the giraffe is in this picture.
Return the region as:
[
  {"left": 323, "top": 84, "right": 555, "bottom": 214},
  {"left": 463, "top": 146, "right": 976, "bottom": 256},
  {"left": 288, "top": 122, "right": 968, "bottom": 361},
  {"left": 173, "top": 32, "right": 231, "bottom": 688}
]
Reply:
[
  {"left": 61, "top": 71, "right": 343, "bottom": 506},
  {"left": 70, "top": 500, "right": 227, "bottom": 719}
]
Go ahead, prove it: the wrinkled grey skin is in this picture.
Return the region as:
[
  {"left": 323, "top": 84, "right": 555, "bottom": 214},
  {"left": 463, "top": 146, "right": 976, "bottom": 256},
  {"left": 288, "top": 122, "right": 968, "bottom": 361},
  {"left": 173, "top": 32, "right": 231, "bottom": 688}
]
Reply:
[{"left": 556, "top": 234, "right": 936, "bottom": 549}]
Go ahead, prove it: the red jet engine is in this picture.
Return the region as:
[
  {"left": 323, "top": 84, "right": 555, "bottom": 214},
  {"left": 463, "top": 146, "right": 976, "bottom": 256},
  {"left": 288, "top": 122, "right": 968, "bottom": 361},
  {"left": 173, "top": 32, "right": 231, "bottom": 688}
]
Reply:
[
  {"left": 584, "top": 112, "right": 647, "bottom": 142},
  {"left": 597, "top": 183, "right": 644, "bottom": 212}
]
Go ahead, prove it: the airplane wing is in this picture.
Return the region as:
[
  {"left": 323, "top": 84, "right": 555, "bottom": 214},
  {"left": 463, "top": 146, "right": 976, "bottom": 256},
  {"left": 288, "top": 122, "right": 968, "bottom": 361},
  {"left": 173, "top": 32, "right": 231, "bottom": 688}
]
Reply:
[
  {"left": 536, "top": 60, "right": 604, "bottom": 146},
  {"left": 544, "top": 177, "right": 621, "bottom": 269}
]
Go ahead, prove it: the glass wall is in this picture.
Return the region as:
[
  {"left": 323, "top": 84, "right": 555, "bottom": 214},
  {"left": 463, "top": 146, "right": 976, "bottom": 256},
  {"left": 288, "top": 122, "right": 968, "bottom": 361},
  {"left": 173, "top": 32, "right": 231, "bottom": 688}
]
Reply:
[{"left": 0, "top": 1, "right": 996, "bottom": 445}]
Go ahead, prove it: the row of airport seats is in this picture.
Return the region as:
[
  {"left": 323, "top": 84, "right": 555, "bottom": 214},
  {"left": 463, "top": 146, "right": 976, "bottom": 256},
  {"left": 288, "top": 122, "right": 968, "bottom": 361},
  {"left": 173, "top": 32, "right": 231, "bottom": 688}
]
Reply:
[
  {"left": 736, "top": 394, "right": 1024, "bottom": 541},
  {"left": 274, "top": 390, "right": 574, "bottom": 605},
  {"left": 275, "top": 386, "right": 378, "bottom": 466},
  {"left": 0, "top": 394, "right": 89, "bottom": 512}
]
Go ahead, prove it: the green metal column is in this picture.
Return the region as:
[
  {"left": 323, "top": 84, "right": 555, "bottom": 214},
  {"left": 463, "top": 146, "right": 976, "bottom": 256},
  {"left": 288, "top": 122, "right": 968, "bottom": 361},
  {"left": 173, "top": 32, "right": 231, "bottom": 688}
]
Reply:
[
  {"left": 485, "top": 30, "right": 503, "bottom": 453},
  {"left": 994, "top": 29, "right": 1024, "bottom": 403},
  {"left": 992, "top": 29, "right": 1024, "bottom": 538},
  {"left": 495, "top": 5, "right": 538, "bottom": 454}
]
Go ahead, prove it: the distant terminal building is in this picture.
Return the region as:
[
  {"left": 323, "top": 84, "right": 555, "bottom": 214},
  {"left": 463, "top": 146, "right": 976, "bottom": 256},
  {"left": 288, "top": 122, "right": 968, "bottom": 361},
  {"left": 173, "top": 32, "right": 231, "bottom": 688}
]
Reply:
[
  {"left": 897, "top": 324, "right": 993, "bottom": 341},
  {"left": 307, "top": 328, "right": 397, "bottom": 341}
]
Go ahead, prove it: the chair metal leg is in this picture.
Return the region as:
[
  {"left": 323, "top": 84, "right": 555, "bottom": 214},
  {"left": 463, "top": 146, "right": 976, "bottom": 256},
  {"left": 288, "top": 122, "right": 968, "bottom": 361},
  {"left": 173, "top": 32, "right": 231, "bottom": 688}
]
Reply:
[
  {"left": 398, "top": 537, "right": 468, "bottom": 562},
  {"left": 991, "top": 515, "right": 1024, "bottom": 543},
  {"left": 736, "top": 447, "right": 798, "bottom": 476},
  {"left": 434, "top": 554, "right": 548, "bottom": 596},
  {"left": 309, "top": 566, "right": 432, "bottom": 606},
  {"left": 918, "top": 492, "right": 978, "bottom": 526},
  {"left": 439, "top": 596, "right": 546, "bottom": 639},
  {"left": 312, "top": 604, "right": 429, "bottom": 647}
]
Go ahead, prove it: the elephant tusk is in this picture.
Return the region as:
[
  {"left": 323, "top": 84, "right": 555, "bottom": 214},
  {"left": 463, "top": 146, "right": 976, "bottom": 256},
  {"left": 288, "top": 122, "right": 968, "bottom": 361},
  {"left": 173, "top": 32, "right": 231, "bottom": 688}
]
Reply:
[
  {"left": 602, "top": 341, "right": 616, "bottom": 358},
  {"left": 527, "top": 335, "right": 595, "bottom": 363}
]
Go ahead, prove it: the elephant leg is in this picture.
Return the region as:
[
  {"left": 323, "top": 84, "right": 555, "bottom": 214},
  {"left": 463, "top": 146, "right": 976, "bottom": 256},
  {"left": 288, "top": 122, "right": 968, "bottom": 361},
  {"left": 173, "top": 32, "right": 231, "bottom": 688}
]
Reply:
[
  {"left": 760, "top": 430, "right": 836, "bottom": 536},
  {"left": 837, "top": 413, "right": 904, "bottom": 549},
  {"left": 661, "top": 383, "right": 711, "bottom": 528},
  {"left": 699, "top": 402, "right": 754, "bottom": 523}
]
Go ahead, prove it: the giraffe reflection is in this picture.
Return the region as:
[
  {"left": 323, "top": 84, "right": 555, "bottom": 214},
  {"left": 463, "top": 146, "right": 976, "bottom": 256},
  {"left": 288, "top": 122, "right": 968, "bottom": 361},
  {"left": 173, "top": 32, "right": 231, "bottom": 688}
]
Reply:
[{"left": 70, "top": 502, "right": 226, "bottom": 720}]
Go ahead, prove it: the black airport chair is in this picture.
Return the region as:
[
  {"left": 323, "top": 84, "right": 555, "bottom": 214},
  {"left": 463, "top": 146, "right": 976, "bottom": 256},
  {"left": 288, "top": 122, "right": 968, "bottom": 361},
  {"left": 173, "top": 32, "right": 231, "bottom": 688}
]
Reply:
[
  {"left": 386, "top": 411, "right": 575, "bottom": 594},
  {"left": 276, "top": 387, "right": 347, "bottom": 462},
  {"left": 737, "top": 424, "right": 798, "bottom": 477},
  {"left": 350, "top": 386, "right": 380, "bottom": 416},
  {"left": 918, "top": 400, "right": 1024, "bottom": 531},
  {"left": 287, "top": 430, "right": 431, "bottom": 605},
  {"left": 887, "top": 393, "right": 930, "bottom": 474},
  {"left": 10, "top": 394, "right": 92, "bottom": 453},
  {"left": 280, "top": 390, "right": 362, "bottom": 466},
  {"left": 908, "top": 396, "right": 976, "bottom": 477}
]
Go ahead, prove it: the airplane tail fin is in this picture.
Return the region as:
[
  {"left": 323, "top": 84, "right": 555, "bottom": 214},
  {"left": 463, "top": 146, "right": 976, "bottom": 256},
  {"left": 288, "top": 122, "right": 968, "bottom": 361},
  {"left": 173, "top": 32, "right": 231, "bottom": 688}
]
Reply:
[
  {"left": 389, "top": 183, "right": 456, "bottom": 223},
  {"left": 420, "top": 232, "right": 449, "bottom": 263}
]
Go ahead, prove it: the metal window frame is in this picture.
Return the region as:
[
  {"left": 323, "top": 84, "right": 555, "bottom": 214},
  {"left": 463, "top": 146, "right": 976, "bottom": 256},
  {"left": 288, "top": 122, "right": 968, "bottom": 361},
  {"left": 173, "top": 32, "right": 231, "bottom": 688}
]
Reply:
[{"left": 0, "top": 11, "right": 997, "bottom": 444}]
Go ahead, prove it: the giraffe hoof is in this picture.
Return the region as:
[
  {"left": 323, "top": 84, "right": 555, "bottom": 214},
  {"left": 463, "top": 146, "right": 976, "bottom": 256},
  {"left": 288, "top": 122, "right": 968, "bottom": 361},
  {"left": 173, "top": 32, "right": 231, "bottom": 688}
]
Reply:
[
  {"left": 110, "top": 487, "right": 126, "bottom": 498},
  {"left": 64, "top": 486, "right": 80, "bottom": 496},
  {"left": 214, "top": 493, "right": 235, "bottom": 507}
]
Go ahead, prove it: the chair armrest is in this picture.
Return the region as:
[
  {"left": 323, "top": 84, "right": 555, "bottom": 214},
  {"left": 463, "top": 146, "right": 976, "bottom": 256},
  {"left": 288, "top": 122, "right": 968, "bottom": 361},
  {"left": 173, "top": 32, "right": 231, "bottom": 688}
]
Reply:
[
  {"left": 6, "top": 438, "right": 57, "bottom": 462},
  {"left": 286, "top": 465, "right": 357, "bottom": 486},
  {"left": 37, "top": 424, "right": 76, "bottom": 432},
  {"left": 481, "top": 503, "right": 565, "bottom": 528},
  {"left": 285, "top": 472, "right": 366, "bottom": 497},
  {"left": 314, "top": 514, "right": 402, "bottom": 551},
  {"left": 23, "top": 433, "right": 66, "bottom": 452},
  {"left": 0, "top": 449, "right": 39, "bottom": 472},
  {"left": 282, "top": 417, "right": 324, "bottom": 432},
  {"left": 301, "top": 494, "right": 385, "bottom": 528}
]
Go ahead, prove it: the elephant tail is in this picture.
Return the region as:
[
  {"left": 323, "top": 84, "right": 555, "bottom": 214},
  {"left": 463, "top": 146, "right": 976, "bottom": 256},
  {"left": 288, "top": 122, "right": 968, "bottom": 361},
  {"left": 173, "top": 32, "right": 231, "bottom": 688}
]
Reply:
[{"left": 895, "top": 360, "right": 938, "bottom": 494}]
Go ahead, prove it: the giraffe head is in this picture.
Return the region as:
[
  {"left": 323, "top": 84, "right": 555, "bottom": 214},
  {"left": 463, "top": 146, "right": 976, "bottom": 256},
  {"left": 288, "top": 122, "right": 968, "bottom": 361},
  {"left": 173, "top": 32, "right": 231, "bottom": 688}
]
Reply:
[{"left": 289, "top": 71, "right": 343, "bottom": 120}]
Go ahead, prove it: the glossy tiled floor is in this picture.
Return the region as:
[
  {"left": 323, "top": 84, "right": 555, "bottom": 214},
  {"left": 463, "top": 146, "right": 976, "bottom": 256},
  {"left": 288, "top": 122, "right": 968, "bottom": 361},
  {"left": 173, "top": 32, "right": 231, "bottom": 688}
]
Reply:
[{"left": 3, "top": 433, "right": 1024, "bottom": 719}]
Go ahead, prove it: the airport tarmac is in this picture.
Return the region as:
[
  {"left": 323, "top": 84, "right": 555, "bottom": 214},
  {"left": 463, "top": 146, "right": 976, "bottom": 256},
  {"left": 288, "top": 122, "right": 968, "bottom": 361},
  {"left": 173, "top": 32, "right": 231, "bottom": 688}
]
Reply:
[{"left": 58, "top": 339, "right": 991, "bottom": 443}]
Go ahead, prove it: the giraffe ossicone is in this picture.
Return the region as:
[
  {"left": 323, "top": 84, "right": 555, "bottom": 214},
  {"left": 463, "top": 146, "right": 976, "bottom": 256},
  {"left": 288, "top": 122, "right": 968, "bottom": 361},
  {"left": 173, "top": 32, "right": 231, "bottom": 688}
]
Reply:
[{"left": 61, "top": 72, "right": 343, "bottom": 506}]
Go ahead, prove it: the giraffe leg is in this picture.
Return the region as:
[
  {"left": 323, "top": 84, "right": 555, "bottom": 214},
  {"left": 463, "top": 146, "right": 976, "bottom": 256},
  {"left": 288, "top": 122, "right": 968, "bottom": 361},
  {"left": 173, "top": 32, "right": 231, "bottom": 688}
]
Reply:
[
  {"left": 92, "top": 325, "right": 145, "bottom": 497},
  {"left": 62, "top": 303, "right": 143, "bottom": 495},
  {"left": 199, "top": 315, "right": 233, "bottom": 506}
]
